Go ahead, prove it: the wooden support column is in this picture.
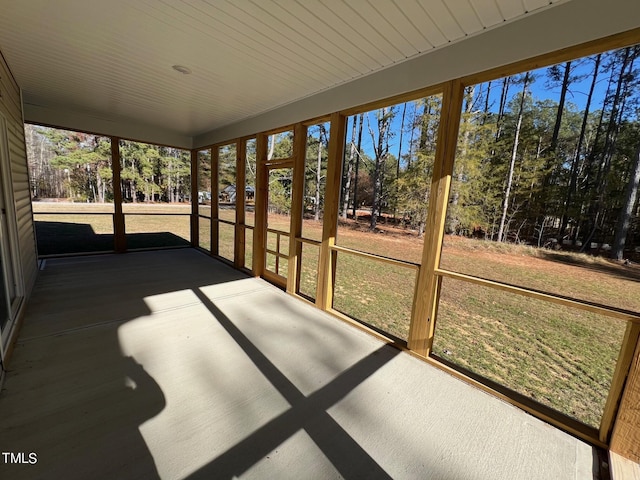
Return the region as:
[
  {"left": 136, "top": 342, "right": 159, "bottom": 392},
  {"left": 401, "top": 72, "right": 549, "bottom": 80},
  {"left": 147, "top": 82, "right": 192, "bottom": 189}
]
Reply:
[
  {"left": 317, "top": 112, "right": 346, "bottom": 310},
  {"left": 408, "top": 80, "right": 464, "bottom": 356},
  {"left": 110, "top": 136, "right": 126, "bottom": 253},
  {"left": 601, "top": 321, "right": 640, "bottom": 443},
  {"left": 610, "top": 323, "right": 640, "bottom": 462},
  {"left": 253, "top": 134, "right": 268, "bottom": 277},
  {"left": 190, "top": 149, "right": 199, "bottom": 247},
  {"left": 287, "top": 123, "right": 308, "bottom": 295},
  {"left": 235, "top": 140, "right": 246, "bottom": 269},
  {"left": 211, "top": 147, "right": 219, "bottom": 256}
]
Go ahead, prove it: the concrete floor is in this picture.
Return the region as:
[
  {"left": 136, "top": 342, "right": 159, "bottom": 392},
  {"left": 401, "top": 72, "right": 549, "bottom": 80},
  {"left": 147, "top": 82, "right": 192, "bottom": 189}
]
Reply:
[{"left": 0, "top": 249, "right": 602, "bottom": 479}]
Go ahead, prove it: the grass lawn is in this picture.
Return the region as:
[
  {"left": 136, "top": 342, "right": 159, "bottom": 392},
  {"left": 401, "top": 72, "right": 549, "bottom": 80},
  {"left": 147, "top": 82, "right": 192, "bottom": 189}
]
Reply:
[
  {"left": 33, "top": 202, "right": 191, "bottom": 254},
  {"left": 32, "top": 202, "right": 638, "bottom": 428}
]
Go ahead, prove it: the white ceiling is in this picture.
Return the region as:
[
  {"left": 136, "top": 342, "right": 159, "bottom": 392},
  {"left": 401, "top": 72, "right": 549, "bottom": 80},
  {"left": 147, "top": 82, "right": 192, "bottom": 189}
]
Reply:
[{"left": 0, "top": 0, "right": 566, "bottom": 143}]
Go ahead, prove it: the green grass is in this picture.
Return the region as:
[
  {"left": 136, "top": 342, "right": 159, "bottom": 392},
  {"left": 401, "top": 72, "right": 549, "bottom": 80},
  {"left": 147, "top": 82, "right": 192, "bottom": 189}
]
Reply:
[
  {"left": 32, "top": 202, "right": 638, "bottom": 429},
  {"left": 440, "top": 237, "right": 640, "bottom": 313},
  {"left": 199, "top": 219, "right": 211, "bottom": 252},
  {"left": 333, "top": 252, "right": 415, "bottom": 340},
  {"left": 218, "top": 222, "right": 235, "bottom": 262},
  {"left": 433, "top": 277, "right": 625, "bottom": 427},
  {"left": 298, "top": 243, "right": 319, "bottom": 300},
  {"left": 34, "top": 205, "right": 192, "bottom": 254}
]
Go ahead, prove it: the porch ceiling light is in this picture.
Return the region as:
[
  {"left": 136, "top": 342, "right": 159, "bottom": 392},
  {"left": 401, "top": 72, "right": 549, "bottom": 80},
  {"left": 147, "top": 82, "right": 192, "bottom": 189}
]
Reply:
[{"left": 172, "top": 65, "right": 192, "bottom": 75}]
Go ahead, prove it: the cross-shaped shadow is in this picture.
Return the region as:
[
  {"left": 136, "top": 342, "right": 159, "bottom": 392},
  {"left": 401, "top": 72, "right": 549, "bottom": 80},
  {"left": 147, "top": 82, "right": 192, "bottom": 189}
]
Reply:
[{"left": 188, "top": 288, "right": 399, "bottom": 479}]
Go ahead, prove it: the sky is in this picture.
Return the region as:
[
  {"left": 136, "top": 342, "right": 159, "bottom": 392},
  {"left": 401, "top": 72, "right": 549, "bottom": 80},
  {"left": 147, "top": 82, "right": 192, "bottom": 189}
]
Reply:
[{"left": 338, "top": 47, "right": 640, "bottom": 167}]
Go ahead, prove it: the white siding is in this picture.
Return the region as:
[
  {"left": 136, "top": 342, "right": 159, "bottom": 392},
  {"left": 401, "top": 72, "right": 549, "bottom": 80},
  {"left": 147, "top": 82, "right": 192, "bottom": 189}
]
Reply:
[{"left": 0, "top": 51, "right": 38, "bottom": 301}]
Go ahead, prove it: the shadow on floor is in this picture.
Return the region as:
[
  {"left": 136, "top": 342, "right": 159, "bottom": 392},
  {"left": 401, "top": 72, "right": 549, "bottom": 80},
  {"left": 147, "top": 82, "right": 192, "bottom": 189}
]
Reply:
[
  {"left": 187, "top": 288, "right": 399, "bottom": 479},
  {"left": 35, "top": 221, "right": 189, "bottom": 255}
]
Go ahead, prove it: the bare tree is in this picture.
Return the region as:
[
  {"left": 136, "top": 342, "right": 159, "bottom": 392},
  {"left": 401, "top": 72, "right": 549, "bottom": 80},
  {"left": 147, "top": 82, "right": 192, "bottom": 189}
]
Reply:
[
  {"left": 612, "top": 141, "right": 640, "bottom": 260},
  {"left": 498, "top": 72, "right": 530, "bottom": 242}
]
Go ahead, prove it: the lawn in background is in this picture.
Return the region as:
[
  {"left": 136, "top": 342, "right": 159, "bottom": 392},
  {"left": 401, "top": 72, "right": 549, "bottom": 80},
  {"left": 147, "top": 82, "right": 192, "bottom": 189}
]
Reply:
[{"left": 32, "top": 202, "right": 638, "bottom": 427}]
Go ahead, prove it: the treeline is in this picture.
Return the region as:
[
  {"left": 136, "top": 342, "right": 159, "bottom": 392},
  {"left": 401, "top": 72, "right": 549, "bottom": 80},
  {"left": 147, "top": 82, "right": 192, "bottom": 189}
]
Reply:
[
  {"left": 25, "top": 126, "right": 191, "bottom": 203},
  {"left": 24, "top": 44, "right": 640, "bottom": 260},
  {"left": 339, "top": 45, "right": 640, "bottom": 260},
  {"left": 119, "top": 140, "right": 190, "bottom": 203}
]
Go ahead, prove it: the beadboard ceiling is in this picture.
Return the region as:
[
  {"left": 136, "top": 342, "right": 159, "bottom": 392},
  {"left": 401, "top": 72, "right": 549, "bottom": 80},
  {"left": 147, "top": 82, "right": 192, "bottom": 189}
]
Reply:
[{"left": 1, "top": 0, "right": 566, "bottom": 141}]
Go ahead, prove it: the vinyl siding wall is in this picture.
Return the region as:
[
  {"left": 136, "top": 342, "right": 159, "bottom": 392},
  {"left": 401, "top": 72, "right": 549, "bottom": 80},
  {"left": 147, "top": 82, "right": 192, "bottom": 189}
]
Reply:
[{"left": 0, "top": 49, "right": 38, "bottom": 309}]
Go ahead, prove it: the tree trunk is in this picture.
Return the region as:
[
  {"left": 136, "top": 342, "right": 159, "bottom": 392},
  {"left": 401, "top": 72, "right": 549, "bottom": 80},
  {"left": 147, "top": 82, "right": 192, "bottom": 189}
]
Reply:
[
  {"left": 368, "top": 108, "right": 392, "bottom": 230},
  {"left": 448, "top": 86, "right": 475, "bottom": 233},
  {"left": 418, "top": 101, "right": 433, "bottom": 151},
  {"left": 314, "top": 125, "right": 325, "bottom": 221},
  {"left": 394, "top": 102, "right": 407, "bottom": 221},
  {"left": 495, "top": 76, "right": 511, "bottom": 143},
  {"left": 582, "top": 48, "right": 634, "bottom": 250},
  {"left": 550, "top": 61, "right": 571, "bottom": 153},
  {"left": 558, "top": 54, "right": 601, "bottom": 242},
  {"left": 97, "top": 172, "right": 103, "bottom": 203},
  {"left": 612, "top": 142, "right": 640, "bottom": 260},
  {"left": 268, "top": 135, "right": 275, "bottom": 161},
  {"left": 482, "top": 80, "right": 492, "bottom": 125},
  {"left": 342, "top": 117, "right": 356, "bottom": 220},
  {"left": 498, "top": 72, "right": 529, "bottom": 242},
  {"left": 352, "top": 114, "right": 364, "bottom": 219}
]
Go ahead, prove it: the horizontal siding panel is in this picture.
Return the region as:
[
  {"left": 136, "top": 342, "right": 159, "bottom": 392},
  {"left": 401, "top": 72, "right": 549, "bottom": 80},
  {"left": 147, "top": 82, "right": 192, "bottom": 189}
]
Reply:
[
  {"left": 1, "top": 87, "right": 22, "bottom": 115},
  {"left": 22, "top": 253, "right": 37, "bottom": 294},
  {"left": 18, "top": 224, "right": 35, "bottom": 248},
  {"left": 1, "top": 101, "right": 22, "bottom": 126},
  {"left": 1, "top": 53, "right": 38, "bottom": 310},
  {"left": 0, "top": 94, "right": 22, "bottom": 119},
  {"left": 10, "top": 140, "right": 26, "bottom": 157},
  {"left": 0, "top": 103, "right": 22, "bottom": 127},
  {"left": 0, "top": 52, "right": 20, "bottom": 91},
  {"left": 19, "top": 243, "right": 37, "bottom": 288},
  {"left": 12, "top": 188, "right": 31, "bottom": 201},
  {"left": 10, "top": 159, "right": 28, "bottom": 174},
  {"left": 16, "top": 200, "right": 32, "bottom": 216},
  {"left": 0, "top": 82, "right": 20, "bottom": 108},
  {"left": 10, "top": 153, "right": 27, "bottom": 170},
  {"left": 9, "top": 128, "right": 25, "bottom": 143},
  {"left": 0, "top": 73, "right": 22, "bottom": 110},
  {"left": 10, "top": 168, "right": 28, "bottom": 182},
  {"left": 12, "top": 177, "right": 30, "bottom": 189},
  {"left": 11, "top": 172, "right": 30, "bottom": 184},
  {"left": 15, "top": 194, "right": 32, "bottom": 210},
  {"left": 18, "top": 219, "right": 32, "bottom": 236}
]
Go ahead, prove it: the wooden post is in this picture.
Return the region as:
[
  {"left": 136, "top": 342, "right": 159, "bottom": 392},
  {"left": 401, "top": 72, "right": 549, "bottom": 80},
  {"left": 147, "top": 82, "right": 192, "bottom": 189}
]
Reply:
[
  {"left": 601, "top": 321, "right": 640, "bottom": 443},
  {"left": 287, "top": 123, "right": 307, "bottom": 294},
  {"left": 610, "top": 324, "right": 640, "bottom": 462},
  {"left": 253, "top": 134, "right": 268, "bottom": 277},
  {"left": 110, "top": 137, "right": 126, "bottom": 253},
  {"left": 190, "top": 149, "right": 199, "bottom": 248},
  {"left": 235, "top": 140, "right": 246, "bottom": 269},
  {"left": 211, "top": 147, "right": 219, "bottom": 256},
  {"left": 317, "top": 112, "right": 346, "bottom": 310},
  {"left": 408, "top": 80, "right": 464, "bottom": 356}
]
